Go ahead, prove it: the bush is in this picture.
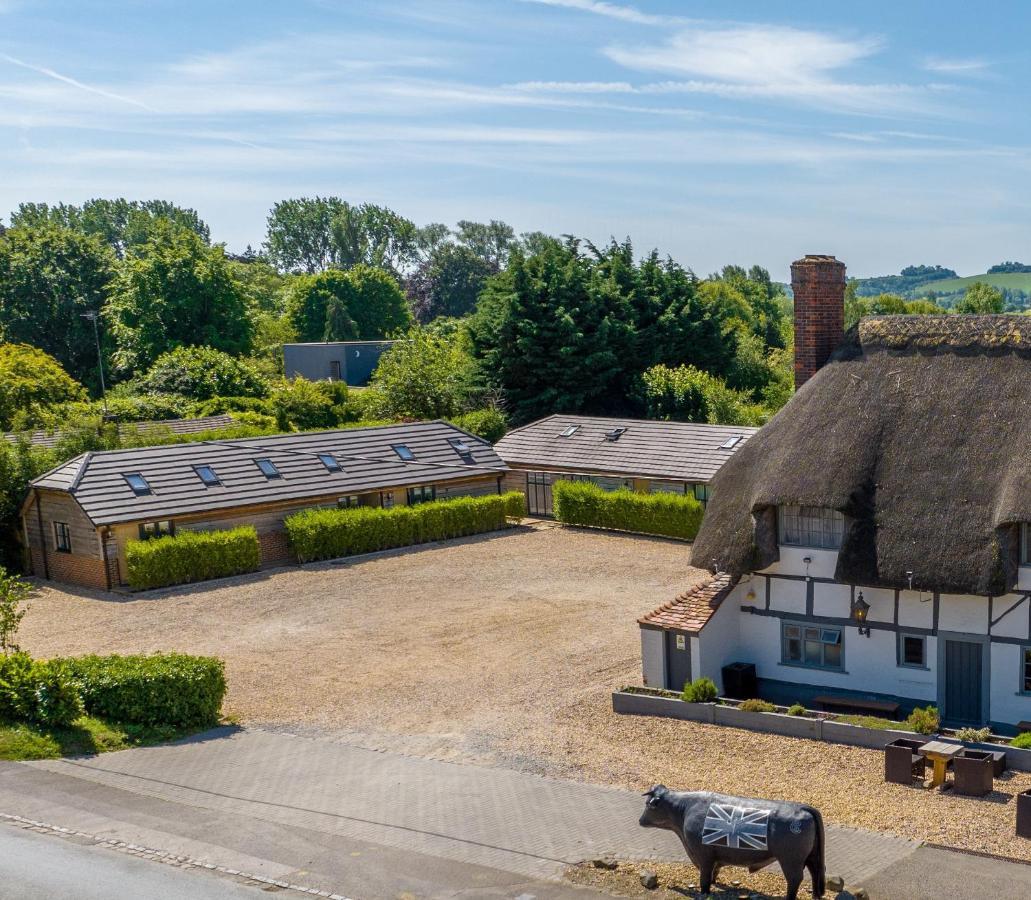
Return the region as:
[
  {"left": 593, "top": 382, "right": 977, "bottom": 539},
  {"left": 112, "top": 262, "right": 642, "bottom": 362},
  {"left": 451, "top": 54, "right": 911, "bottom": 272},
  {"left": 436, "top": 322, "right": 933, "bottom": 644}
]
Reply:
[
  {"left": 1011, "top": 732, "right": 1031, "bottom": 749},
  {"left": 739, "top": 698, "right": 777, "bottom": 713},
  {"left": 955, "top": 726, "right": 992, "bottom": 743},
  {"left": 0, "top": 653, "right": 84, "bottom": 728},
  {"left": 681, "top": 677, "right": 718, "bottom": 703},
  {"left": 125, "top": 526, "right": 261, "bottom": 590},
  {"left": 787, "top": 703, "right": 807, "bottom": 717},
  {"left": 131, "top": 347, "right": 269, "bottom": 401},
  {"left": 449, "top": 407, "right": 508, "bottom": 443},
  {"left": 286, "top": 492, "right": 524, "bottom": 563},
  {"left": 552, "top": 480, "right": 704, "bottom": 541},
  {"left": 906, "top": 705, "right": 940, "bottom": 735},
  {"left": 57, "top": 654, "right": 225, "bottom": 727}
]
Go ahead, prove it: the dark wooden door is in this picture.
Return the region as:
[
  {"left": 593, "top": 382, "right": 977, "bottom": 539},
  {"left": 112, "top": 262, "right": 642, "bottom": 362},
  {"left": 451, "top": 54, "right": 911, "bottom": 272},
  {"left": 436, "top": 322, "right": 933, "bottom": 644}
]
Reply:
[
  {"left": 943, "top": 639, "right": 983, "bottom": 726},
  {"left": 665, "top": 631, "right": 692, "bottom": 693}
]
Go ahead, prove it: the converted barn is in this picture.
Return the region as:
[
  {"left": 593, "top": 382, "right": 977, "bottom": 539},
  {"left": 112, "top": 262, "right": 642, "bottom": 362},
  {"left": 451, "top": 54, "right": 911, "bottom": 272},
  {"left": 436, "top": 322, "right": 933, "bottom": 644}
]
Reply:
[
  {"left": 639, "top": 255, "right": 1031, "bottom": 732},
  {"left": 21, "top": 420, "right": 507, "bottom": 590},
  {"left": 494, "top": 415, "right": 757, "bottom": 517}
]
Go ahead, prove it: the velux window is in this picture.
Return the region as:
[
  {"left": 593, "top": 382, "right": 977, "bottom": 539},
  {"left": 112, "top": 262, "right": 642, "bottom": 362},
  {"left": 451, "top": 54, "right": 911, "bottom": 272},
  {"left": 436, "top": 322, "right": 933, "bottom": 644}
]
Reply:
[
  {"left": 123, "top": 473, "right": 152, "bottom": 496},
  {"left": 319, "top": 454, "right": 342, "bottom": 473},
  {"left": 782, "top": 623, "right": 843, "bottom": 670},
  {"left": 448, "top": 437, "right": 474, "bottom": 463},
  {"left": 779, "top": 506, "right": 845, "bottom": 550},
  {"left": 604, "top": 427, "right": 627, "bottom": 442},
  {"left": 560, "top": 424, "right": 580, "bottom": 437},
  {"left": 194, "top": 465, "right": 221, "bottom": 487},
  {"left": 720, "top": 435, "right": 743, "bottom": 450},
  {"left": 255, "top": 459, "right": 281, "bottom": 479},
  {"left": 392, "top": 444, "right": 415, "bottom": 461}
]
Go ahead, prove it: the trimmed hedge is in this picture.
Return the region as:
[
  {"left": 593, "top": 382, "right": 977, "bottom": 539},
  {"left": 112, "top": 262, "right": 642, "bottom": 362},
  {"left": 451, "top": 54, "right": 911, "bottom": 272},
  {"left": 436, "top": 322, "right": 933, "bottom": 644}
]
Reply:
[
  {"left": 552, "top": 480, "right": 704, "bottom": 541},
  {"left": 126, "top": 526, "right": 261, "bottom": 590},
  {"left": 286, "top": 491, "right": 526, "bottom": 563},
  {"left": 0, "top": 653, "right": 84, "bottom": 728},
  {"left": 57, "top": 653, "right": 226, "bottom": 727}
]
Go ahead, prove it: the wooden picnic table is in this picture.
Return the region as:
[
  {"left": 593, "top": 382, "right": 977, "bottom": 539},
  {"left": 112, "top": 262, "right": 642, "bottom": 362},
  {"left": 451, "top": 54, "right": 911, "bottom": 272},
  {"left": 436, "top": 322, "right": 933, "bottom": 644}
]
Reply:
[{"left": 918, "top": 740, "right": 963, "bottom": 788}]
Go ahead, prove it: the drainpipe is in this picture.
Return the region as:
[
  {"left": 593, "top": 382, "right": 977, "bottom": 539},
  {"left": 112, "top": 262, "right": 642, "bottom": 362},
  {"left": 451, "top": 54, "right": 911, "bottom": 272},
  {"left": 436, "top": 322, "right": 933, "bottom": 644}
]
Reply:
[
  {"left": 100, "top": 527, "right": 112, "bottom": 591},
  {"left": 33, "top": 489, "right": 50, "bottom": 580}
]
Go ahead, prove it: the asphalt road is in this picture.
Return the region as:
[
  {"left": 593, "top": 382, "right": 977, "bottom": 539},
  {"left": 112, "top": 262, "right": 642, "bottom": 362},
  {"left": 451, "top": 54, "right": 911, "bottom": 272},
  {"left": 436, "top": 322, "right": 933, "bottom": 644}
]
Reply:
[{"left": 0, "top": 825, "right": 274, "bottom": 900}]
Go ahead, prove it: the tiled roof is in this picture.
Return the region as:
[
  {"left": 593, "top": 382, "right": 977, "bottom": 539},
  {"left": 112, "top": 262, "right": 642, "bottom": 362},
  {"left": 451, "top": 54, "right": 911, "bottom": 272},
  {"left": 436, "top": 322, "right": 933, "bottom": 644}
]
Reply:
[
  {"left": 494, "top": 415, "right": 758, "bottom": 483},
  {"left": 5, "top": 415, "right": 237, "bottom": 450},
  {"left": 637, "top": 573, "right": 736, "bottom": 634}
]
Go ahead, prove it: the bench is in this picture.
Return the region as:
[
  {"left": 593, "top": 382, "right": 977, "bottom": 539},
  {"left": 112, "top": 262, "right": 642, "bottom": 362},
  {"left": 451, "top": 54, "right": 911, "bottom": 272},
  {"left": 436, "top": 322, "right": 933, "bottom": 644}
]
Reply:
[{"left": 812, "top": 695, "right": 901, "bottom": 718}]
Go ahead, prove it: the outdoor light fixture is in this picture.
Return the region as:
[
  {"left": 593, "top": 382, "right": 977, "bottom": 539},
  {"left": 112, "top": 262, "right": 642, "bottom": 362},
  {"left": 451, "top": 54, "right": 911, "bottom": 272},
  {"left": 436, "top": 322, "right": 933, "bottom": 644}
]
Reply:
[
  {"left": 803, "top": 556, "right": 813, "bottom": 580},
  {"left": 745, "top": 587, "right": 757, "bottom": 602},
  {"left": 852, "top": 591, "right": 872, "bottom": 637}
]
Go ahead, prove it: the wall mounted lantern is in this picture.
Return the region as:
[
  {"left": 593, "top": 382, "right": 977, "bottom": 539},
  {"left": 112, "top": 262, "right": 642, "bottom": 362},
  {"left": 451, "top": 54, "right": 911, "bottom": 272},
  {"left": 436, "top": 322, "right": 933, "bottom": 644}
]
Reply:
[
  {"left": 852, "top": 591, "right": 871, "bottom": 637},
  {"left": 803, "top": 556, "right": 813, "bottom": 580}
]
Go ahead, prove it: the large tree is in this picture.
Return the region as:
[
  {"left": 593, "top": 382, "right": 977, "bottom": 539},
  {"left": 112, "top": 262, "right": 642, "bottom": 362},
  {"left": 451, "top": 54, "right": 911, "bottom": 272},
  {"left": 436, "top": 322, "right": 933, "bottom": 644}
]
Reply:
[
  {"left": 0, "top": 343, "right": 88, "bottom": 430},
  {"left": 455, "top": 219, "right": 517, "bottom": 273},
  {"left": 956, "top": 281, "right": 1005, "bottom": 314},
  {"left": 288, "top": 265, "right": 412, "bottom": 342},
  {"left": 264, "top": 196, "right": 346, "bottom": 273},
  {"left": 0, "top": 224, "right": 115, "bottom": 389},
  {"left": 105, "top": 220, "right": 252, "bottom": 374},
  {"left": 330, "top": 203, "right": 418, "bottom": 276},
  {"left": 406, "top": 243, "right": 492, "bottom": 323}
]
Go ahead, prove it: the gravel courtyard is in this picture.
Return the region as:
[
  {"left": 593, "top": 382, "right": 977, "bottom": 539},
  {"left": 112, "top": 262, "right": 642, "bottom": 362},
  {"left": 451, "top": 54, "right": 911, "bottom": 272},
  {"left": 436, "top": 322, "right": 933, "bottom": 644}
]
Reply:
[{"left": 21, "top": 524, "right": 1031, "bottom": 863}]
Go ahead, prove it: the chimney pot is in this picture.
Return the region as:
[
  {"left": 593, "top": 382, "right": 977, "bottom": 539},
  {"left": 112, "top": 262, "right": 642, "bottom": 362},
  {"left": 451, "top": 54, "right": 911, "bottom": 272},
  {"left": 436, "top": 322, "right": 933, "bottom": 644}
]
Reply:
[{"left": 791, "top": 254, "right": 846, "bottom": 389}]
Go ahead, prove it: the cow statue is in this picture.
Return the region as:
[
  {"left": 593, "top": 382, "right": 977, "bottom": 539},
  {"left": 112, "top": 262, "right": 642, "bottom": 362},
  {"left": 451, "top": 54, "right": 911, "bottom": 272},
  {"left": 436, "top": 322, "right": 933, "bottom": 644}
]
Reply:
[{"left": 639, "top": 785, "right": 825, "bottom": 900}]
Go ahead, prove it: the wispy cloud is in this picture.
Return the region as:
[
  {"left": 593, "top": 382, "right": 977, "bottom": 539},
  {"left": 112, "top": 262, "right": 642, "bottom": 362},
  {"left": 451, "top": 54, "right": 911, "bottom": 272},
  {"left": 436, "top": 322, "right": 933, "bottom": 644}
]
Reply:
[
  {"left": 519, "top": 0, "right": 680, "bottom": 27},
  {"left": 922, "top": 57, "right": 990, "bottom": 75},
  {"left": 0, "top": 52, "right": 155, "bottom": 111}
]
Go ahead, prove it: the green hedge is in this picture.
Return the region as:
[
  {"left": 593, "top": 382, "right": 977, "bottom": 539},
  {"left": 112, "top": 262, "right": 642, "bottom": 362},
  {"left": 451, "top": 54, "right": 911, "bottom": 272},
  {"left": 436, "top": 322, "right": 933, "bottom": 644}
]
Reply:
[
  {"left": 552, "top": 480, "right": 704, "bottom": 540},
  {"left": 286, "top": 491, "right": 526, "bottom": 563},
  {"left": 57, "top": 654, "right": 226, "bottom": 727},
  {"left": 126, "top": 526, "right": 261, "bottom": 590},
  {"left": 0, "top": 653, "right": 84, "bottom": 728}
]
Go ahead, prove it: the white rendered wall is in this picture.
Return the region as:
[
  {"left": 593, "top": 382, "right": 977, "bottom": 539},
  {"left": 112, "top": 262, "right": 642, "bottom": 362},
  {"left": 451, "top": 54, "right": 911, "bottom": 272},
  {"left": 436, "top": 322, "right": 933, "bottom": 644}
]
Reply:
[
  {"left": 760, "top": 547, "right": 837, "bottom": 579},
  {"left": 990, "top": 643, "right": 1031, "bottom": 727},
  {"left": 769, "top": 578, "right": 806, "bottom": 614},
  {"left": 696, "top": 589, "right": 743, "bottom": 688},
  {"left": 813, "top": 582, "right": 850, "bottom": 619},
  {"left": 939, "top": 594, "right": 990, "bottom": 635},
  {"left": 898, "top": 590, "right": 934, "bottom": 630},
  {"left": 1018, "top": 567, "right": 1031, "bottom": 591}
]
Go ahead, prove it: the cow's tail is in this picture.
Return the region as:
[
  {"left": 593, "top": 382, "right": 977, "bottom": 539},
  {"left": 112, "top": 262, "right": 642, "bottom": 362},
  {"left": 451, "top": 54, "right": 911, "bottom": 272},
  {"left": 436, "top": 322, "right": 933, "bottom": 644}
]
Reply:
[{"left": 802, "top": 805, "right": 826, "bottom": 898}]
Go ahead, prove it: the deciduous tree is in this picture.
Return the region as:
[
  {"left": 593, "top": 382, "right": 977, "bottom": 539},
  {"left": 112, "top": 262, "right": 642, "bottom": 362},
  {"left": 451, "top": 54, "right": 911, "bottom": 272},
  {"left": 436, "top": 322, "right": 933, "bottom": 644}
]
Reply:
[{"left": 288, "top": 265, "right": 412, "bottom": 342}]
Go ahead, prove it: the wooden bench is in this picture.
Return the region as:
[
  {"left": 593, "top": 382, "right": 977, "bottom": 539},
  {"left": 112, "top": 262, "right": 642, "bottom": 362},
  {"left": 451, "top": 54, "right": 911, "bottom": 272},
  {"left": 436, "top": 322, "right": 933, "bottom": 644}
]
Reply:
[{"left": 812, "top": 695, "right": 901, "bottom": 718}]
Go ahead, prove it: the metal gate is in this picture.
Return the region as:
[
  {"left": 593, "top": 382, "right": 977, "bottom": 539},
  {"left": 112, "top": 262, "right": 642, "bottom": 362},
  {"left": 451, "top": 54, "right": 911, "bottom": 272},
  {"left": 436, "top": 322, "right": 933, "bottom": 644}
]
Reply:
[
  {"left": 525, "top": 472, "right": 553, "bottom": 517},
  {"left": 943, "top": 639, "right": 983, "bottom": 726}
]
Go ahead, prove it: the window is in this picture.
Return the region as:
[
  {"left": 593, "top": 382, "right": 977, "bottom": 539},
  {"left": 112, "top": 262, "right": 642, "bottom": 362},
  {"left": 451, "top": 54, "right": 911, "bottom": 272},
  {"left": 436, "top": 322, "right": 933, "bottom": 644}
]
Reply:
[
  {"left": 1023, "top": 647, "right": 1031, "bottom": 694},
  {"left": 693, "top": 483, "right": 710, "bottom": 504},
  {"left": 329, "top": 360, "right": 342, "bottom": 381},
  {"left": 1022, "top": 523, "right": 1030, "bottom": 567},
  {"left": 649, "top": 480, "right": 685, "bottom": 495},
  {"left": 720, "top": 435, "right": 743, "bottom": 450},
  {"left": 392, "top": 444, "right": 415, "bottom": 461},
  {"left": 779, "top": 506, "right": 845, "bottom": 550},
  {"left": 448, "top": 437, "right": 474, "bottom": 462},
  {"left": 782, "top": 623, "right": 843, "bottom": 670},
  {"left": 53, "top": 521, "right": 72, "bottom": 553},
  {"left": 138, "top": 520, "right": 174, "bottom": 540},
  {"left": 899, "top": 634, "right": 926, "bottom": 668},
  {"left": 604, "top": 427, "right": 627, "bottom": 442},
  {"left": 560, "top": 424, "right": 581, "bottom": 437},
  {"left": 194, "top": 465, "right": 221, "bottom": 487},
  {"left": 337, "top": 496, "right": 360, "bottom": 509},
  {"left": 407, "top": 485, "right": 436, "bottom": 505},
  {"left": 123, "top": 473, "right": 152, "bottom": 496},
  {"left": 381, "top": 491, "right": 395, "bottom": 509},
  {"left": 319, "top": 454, "right": 342, "bottom": 473},
  {"left": 255, "top": 458, "right": 281, "bottom": 479}
]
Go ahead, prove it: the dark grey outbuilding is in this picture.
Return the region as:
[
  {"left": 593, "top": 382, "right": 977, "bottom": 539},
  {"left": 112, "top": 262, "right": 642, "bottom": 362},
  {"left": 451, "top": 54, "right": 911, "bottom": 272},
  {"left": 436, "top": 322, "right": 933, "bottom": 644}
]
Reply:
[{"left": 283, "top": 341, "right": 398, "bottom": 386}]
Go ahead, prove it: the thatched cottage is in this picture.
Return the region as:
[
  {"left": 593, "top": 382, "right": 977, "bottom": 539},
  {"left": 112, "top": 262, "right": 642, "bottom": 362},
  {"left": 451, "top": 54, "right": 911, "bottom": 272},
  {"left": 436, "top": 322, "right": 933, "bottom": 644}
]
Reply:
[{"left": 639, "top": 255, "right": 1031, "bottom": 732}]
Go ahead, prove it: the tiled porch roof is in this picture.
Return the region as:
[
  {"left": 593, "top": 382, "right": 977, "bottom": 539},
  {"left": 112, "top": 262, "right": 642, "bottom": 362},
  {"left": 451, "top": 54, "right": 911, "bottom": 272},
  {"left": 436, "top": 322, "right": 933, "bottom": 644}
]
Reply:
[{"left": 638, "top": 573, "right": 736, "bottom": 634}]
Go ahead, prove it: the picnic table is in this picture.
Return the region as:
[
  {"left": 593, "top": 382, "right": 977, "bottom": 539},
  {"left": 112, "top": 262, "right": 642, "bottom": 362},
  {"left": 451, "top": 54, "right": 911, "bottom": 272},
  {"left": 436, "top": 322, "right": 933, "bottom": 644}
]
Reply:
[{"left": 918, "top": 740, "right": 963, "bottom": 788}]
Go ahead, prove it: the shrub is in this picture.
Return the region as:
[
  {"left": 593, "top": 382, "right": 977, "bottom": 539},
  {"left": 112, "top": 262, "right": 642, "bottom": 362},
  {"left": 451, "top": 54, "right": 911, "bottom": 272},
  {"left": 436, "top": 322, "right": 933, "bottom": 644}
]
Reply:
[
  {"left": 286, "top": 492, "right": 524, "bottom": 563},
  {"left": 552, "top": 480, "right": 704, "bottom": 541},
  {"left": 906, "top": 705, "right": 940, "bottom": 735},
  {"left": 57, "top": 653, "right": 225, "bottom": 727},
  {"left": 1011, "top": 732, "right": 1031, "bottom": 749},
  {"left": 739, "top": 698, "right": 777, "bottom": 713},
  {"left": 0, "top": 566, "right": 32, "bottom": 653},
  {"left": 131, "top": 346, "right": 269, "bottom": 401},
  {"left": 125, "top": 526, "right": 261, "bottom": 590},
  {"left": 955, "top": 726, "right": 992, "bottom": 744},
  {"left": 681, "top": 677, "right": 718, "bottom": 703},
  {"left": 450, "top": 407, "right": 508, "bottom": 443},
  {"left": 0, "top": 653, "right": 84, "bottom": 728},
  {"left": 787, "top": 703, "right": 807, "bottom": 717}
]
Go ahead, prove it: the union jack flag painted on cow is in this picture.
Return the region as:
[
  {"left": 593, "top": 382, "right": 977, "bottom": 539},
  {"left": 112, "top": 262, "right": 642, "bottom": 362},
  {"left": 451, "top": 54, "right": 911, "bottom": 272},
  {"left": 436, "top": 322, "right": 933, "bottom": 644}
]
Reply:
[{"left": 701, "top": 803, "right": 770, "bottom": 850}]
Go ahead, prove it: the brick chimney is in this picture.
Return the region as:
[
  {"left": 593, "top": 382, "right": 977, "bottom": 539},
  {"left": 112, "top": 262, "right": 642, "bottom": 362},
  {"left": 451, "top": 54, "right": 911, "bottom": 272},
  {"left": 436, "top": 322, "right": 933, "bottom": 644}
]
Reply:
[{"left": 791, "top": 254, "right": 846, "bottom": 389}]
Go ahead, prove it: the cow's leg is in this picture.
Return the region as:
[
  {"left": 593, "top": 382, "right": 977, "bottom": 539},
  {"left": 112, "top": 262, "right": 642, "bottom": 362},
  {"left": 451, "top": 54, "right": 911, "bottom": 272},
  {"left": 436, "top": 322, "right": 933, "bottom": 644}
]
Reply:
[
  {"left": 696, "top": 851, "right": 717, "bottom": 894},
  {"left": 779, "top": 859, "right": 804, "bottom": 900}
]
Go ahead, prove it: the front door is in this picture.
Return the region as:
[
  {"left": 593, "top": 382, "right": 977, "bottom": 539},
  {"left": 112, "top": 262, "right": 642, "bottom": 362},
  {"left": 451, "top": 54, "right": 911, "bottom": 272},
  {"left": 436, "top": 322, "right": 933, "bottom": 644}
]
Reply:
[
  {"left": 665, "top": 631, "right": 692, "bottom": 693},
  {"left": 525, "top": 472, "right": 553, "bottom": 517},
  {"left": 943, "top": 639, "right": 984, "bottom": 726}
]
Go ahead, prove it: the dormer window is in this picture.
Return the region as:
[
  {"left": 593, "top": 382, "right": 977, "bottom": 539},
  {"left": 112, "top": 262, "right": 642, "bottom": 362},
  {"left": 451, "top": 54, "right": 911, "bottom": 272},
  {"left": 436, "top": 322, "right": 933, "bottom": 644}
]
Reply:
[
  {"left": 560, "top": 425, "right": 580, "bottom": 437},
  {"left": 779, "top": 505, "right": 844, "bottom": 550},
  {"left": 1021, "top": 523, "right": 1030, "bottom": 567},
  {"left": 123, "top": 473, "right": 152, "bottom": 496},
  {"left": 255, "top": 458, "right": 281, "bottom": 479}
]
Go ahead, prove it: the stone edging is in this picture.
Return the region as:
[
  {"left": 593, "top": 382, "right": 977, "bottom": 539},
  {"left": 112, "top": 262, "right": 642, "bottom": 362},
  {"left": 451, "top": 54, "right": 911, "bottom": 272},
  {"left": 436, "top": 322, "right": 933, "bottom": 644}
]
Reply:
[{"left": 612, "top": 691, "right": 1031, "bottom": 771}]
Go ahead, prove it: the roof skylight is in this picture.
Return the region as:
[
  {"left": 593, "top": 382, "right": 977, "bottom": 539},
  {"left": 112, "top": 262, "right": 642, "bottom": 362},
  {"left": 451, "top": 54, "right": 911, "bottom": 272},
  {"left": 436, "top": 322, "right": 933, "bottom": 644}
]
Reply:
[
  {"left": 255, "top": 458, "right": 281, "bottom": 479},
  {"left": 392, "top": 444, "right": 415, "bottom": 461},
  {"left": 123, "top": 473, "right": 152, "bottom": 496},
  {"left": 318, "top": 454, "right": 342, "bottom": 473},
  {"left": 448, "top": 436, "right": 474, "bottom": 462},
  {"left": 720, "top": 436, "right": 743, "bottom": 449},
  {"left": 194, "top": 465, "right": 221, "bottom": 487},
  {"left": 560, "top": 425, "right": 581, "bottom": 437},
  {"left": 604, "top": 427, "right": 627, "bottom": 442}
]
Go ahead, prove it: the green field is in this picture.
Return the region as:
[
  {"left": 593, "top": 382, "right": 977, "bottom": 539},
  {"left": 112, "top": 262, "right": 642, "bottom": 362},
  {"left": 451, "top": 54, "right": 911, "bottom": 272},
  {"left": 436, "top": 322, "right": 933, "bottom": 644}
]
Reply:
[{"left": 921, "top": 272, "right": 1031, "bottom": 294}]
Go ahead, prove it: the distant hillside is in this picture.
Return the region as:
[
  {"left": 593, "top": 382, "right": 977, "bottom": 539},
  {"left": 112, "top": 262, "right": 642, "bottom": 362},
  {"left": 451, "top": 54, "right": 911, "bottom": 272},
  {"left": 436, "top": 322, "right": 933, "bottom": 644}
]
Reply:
[
  {"left": 852, "top": 265, "right": 1031, "bottom": 311},
  {"left": 920, "top": 272, "right": 1031, "bottom": 294}
]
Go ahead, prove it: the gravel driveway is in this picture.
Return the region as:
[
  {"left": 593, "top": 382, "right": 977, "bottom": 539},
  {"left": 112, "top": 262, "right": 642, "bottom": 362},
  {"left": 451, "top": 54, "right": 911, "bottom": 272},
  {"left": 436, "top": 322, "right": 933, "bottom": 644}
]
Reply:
[{"left": 21, "top": 524, "right": 1031, "bottom": 863}]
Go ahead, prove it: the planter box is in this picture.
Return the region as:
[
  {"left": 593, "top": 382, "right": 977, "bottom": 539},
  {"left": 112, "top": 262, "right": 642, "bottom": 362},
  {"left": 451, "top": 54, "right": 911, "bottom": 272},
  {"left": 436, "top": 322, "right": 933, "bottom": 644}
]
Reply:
[
  {"left": 612, "top": 691, "right": 715, "bottom": 723},
  {"left": 714, "top": 705, "right": 822, "bottom": 740},
  {"left": 822, "top": 720, "right": 926, "bottom": 750}
]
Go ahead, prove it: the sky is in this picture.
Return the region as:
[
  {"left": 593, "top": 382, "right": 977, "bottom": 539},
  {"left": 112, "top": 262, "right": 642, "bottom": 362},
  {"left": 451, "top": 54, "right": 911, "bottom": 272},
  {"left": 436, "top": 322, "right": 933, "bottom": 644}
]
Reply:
[{"left": 1, "top": 0, "right": 1029, "bottom": 280}]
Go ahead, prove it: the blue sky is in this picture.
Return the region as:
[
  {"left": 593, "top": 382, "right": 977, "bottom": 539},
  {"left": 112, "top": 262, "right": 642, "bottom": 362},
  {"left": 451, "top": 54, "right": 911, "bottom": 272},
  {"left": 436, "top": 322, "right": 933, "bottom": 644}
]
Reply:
[{"left": 1, "top": 0, "right": 1029, "bottom": 279}]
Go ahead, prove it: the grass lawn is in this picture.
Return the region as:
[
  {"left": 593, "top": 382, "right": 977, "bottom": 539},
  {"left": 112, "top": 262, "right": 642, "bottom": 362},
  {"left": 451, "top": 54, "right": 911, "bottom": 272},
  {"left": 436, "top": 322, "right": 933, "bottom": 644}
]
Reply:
[{"left": 0, "top": 716, "right": 214, "bottom": 761}]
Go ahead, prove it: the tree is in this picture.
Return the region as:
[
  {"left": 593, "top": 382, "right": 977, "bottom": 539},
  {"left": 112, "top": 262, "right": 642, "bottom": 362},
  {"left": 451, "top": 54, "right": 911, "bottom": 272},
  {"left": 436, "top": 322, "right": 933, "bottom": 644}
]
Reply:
[
  {"left": 11, "top": 199, "right": 209, "bottom": 257},
  {"left": 330, "top": 203, "right": 418, "bottom": 276},
  {"left": 368, "top": 328, "right": 475, "bottom": 420},
  {"left": 455, "top": 219, "right": 517, "bottom": 272},
  {"left": 270, "top": 378, "right": 350, "bottom": 431},
  {"left": 956, "top": 281, "right": 1004, "bottom": 314},
  {"left": 406, "top": 244, "right": 492, "bottom": 323},
  {"left": 0, "top": 566, "right": 32, "bottom": 654},
  {"left": 0, "top": 224, "right": 115, "bottom": 389},
  {"left": 641, "top": 364, "right": 766, "bottom": 426},
  {"left": 0, "top": 440, "right": 56, "bottom": 569},
  {"left": 105, "top": 219, "right": 252, "bottom": 374},
  {"left": 288, "top": 265, "right": 412, "bottom": 342},
  {"left": 131, "top": 347, "right": 269, "bottom": 401},
  {"left": 264, "top": 197, "right": 346, "bottom": 273},
  {"left": 0, "top": 344, "right": 88, "bottom": 430}
]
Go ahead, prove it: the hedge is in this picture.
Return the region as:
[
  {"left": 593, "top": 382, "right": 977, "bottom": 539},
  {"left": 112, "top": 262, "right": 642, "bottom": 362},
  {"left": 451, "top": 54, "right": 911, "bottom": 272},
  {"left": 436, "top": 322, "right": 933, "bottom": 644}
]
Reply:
[
  {"left": 286, "top": 491, "right": 526, "bottom": 563},
  {"left": 0, "top": 653, "right": 83, "bottom": 728},
  {"left": 126, "top": 525, "right": 261, "bottom": 590},
  {"left": 552, "top": 480, "right": 704, "bottom": 541},
  {"left": 56, "top": 653, "right": 226, "bottom": 727}
]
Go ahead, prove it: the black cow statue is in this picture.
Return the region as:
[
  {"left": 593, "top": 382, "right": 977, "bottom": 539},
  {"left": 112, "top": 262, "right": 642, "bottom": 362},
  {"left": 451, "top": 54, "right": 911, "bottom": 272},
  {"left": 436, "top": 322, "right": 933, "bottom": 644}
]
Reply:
[{"left": 639, "top": 785, "right": 825, "bottom": 899}]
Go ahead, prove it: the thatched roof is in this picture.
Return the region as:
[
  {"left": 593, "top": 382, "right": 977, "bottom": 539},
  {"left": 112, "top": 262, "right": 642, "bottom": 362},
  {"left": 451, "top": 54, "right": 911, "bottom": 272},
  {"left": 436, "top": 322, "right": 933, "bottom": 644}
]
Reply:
[{"left": 692, "top": 315, "right": 1031, "bottom": 597}]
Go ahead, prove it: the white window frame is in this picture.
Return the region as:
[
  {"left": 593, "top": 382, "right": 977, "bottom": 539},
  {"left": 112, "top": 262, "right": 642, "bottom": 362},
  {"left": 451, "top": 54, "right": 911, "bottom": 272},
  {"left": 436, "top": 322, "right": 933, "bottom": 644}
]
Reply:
[
  {"left": 898, "top": 633, "right": 927, "bottom": 669},
  {"left": 779, "top": 505, "right": 845, "bottom": 550}
]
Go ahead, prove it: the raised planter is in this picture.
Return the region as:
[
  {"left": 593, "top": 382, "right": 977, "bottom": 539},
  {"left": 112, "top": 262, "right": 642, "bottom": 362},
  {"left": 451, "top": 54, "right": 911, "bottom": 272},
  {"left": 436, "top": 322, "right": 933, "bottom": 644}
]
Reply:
[
  {"left": 612, "top": 690, "right": 715, "bottom": 723},
  {"left": 713, "top": 705, "right": 822, "bottom": 740},
  {"left": 821, "top": 719, "right": 926, "bottom": 750}
]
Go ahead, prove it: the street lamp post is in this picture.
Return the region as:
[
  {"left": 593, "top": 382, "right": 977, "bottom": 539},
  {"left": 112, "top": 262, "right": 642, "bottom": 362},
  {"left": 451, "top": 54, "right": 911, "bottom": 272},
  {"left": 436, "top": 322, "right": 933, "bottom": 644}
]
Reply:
[{"left": 80, "top": 310, "right": 108, "bottom": 416}]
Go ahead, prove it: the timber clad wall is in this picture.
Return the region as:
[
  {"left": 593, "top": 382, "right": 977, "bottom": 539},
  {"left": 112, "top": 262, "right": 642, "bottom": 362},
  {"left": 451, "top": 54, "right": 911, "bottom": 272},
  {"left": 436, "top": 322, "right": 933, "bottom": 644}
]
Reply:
[
  {"left": 23, "top": 491, "right": 108, "bottom": 589},
  {"left": 791, "top": 255, "right": 846, "bottom": 389}
]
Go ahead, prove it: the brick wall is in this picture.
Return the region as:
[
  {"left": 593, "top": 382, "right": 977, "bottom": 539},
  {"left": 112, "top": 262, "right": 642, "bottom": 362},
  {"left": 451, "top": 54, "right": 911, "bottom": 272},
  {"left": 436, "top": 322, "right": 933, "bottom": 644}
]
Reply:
[
  {"left": 791, "top": 254, "right": 847, "bottom": 389},
  {"left": 258, "top": 530, "right": 295, "bottom": 567},
  {"left": 42, "top": 549, "right": 108, "bottom": 590}
]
